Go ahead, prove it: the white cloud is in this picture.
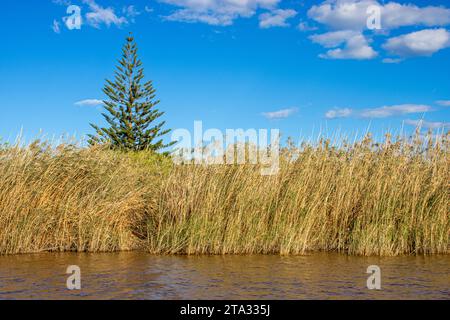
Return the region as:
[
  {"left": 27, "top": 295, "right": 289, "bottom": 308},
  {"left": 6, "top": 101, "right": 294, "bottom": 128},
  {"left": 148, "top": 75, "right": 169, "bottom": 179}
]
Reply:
[
  {"left": 298, "top": 21, "right": 318, "bottom": 32},
  {"left": 308, "top": 0, "right": 450, "bottom": 31},
  {"left": 74, "top": 99, "right": 104, "bottom": 107},
  {"left": 310, "top": 30, "right": 357, "bottom": 47},
  {"left": 308, "top": 0, "right": 377, "bottom": 31},
  {"left": 360, "top": 104, "right": 431, "bottom": 118},
  {"left": 310, "top": 30, "right": 377, "bottom": 59},
  {"left": 326, "top": 104, "right": 432, "bottom": 119},
  {"left": 436, "top": 100, "right": 450, "bottom": 107},
  {"left": 259, "top": 9, "right": 297, "bottom": 29},
  {"left": 162, "top": 0, "right": 280, "bottom": 26},
  {"left": 325, "top": 108, "right": 352, "bottom": 119},
  {"left": 382, "top": 57, "right": 402, "bottom": 64},
  {"left": 405, "top": 119, "right": 449, "bottom": 129},
  {"left": 52, "top": 20, "right": 61, "bottom": 34},
  {"left": 383, "top": 28, "right": 450, "bottom": 57},
  {"left": 307, "top": 1, "right": 450, "bottom": 60},
  {"left": 262, "top": 107, "right": 298, "bottom": 119},
  {"left": 123, "top": 5, "right": 141, "bottom": 22},
  {"left": 381, "top": 2, "right": 450, "bottom": 30},
  {"left": 83, "top": 0, "right": 127, "bottom": 28},
  {"left": 52, "top": 0, "right": 71, "bottom": 5},
  {"left": 165, "top": 9, "right": 235, "bottom": 25}
]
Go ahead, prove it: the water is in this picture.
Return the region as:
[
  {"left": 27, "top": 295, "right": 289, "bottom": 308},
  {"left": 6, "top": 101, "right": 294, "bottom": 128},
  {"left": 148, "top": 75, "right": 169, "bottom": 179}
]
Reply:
[{"left": 0, "top": 252, "right": 448, "bottom": 300}]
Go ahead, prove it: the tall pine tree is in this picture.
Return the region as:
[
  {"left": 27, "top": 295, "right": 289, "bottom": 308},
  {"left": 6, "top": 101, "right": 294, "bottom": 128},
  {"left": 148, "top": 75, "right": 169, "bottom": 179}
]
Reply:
[{"left": 89, "top": 34, "right": 174, "bottom": 152}]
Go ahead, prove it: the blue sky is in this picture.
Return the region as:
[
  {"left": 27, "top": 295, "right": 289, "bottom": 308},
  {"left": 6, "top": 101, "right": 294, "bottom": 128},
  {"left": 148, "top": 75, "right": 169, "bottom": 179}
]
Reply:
[{"left": 1, "top": 0, "right": 449, "bottom": 145}]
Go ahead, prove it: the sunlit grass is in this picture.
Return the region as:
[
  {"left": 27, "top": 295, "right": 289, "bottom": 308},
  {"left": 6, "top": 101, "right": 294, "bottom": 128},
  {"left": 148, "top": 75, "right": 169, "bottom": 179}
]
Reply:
[
  {"left": 149, "top": 131, "right": 449, "bottom": 256},
  {"left": 0, "top": 141, "right": 164, "bottom": 254},
  {"left": 0, "top": 131, "right": 448, "bottom": 256}
]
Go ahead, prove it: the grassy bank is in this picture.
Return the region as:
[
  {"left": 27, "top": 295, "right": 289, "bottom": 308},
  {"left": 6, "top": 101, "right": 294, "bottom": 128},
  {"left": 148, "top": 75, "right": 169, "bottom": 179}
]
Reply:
[{"left": 0, "top": 133, "right": 449, "bottom": 256}]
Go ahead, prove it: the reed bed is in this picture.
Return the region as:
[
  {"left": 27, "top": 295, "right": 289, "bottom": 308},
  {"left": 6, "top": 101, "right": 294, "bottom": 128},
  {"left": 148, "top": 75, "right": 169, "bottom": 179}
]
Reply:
[
  {"left": 0, "top": 142, "right": 158, "bottom": 254},
  {"left": 149, "top": 133, "right": 449, "bottom": 256},
  {"left": 0, "top": 132, "right": 449, "bottom": 256}
]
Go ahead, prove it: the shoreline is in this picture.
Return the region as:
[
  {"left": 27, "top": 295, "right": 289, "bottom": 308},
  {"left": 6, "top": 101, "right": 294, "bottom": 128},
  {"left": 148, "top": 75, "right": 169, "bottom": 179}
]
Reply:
[{"left": 1, "top": 249, "right": 449, "bottom": 257}]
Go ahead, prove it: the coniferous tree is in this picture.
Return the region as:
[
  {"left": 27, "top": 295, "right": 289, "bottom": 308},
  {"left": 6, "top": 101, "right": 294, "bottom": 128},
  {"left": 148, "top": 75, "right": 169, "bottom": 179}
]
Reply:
[{"left": 89, "top": 35, "right": 174, "bottom": 152}]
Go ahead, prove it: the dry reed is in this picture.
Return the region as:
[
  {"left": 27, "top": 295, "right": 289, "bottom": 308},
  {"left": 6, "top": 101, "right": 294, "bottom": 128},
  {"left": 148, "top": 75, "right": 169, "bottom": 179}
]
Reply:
[
  {"left": 148, "top": 132, "right": 449, "bottom": 256},
  {"left": 0, "top": 142, "right": 154, "bottom": 254},
  {"left": 0, "top": 131, "right": 448, "bottom": 256}
]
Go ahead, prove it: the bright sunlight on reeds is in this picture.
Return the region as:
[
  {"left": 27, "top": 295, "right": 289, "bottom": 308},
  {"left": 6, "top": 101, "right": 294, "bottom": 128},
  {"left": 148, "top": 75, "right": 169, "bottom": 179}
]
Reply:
[{"left": 0, "top": 131, "right": 449, "bottom": 256}]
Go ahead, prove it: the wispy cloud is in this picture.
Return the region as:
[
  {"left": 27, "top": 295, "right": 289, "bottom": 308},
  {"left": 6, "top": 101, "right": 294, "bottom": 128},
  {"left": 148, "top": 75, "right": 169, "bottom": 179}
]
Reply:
[
  {"left": 164, "top": 10, "right": 235, "bottom": 26},
  {"left": 123, "top": 5, "right": 141, "bottom": 23},
  {"left": 259, "top": 9, "right": 297, "bottom": 29},
  {"left": 405, "top": 119, "right": 450, "bottom": 129},
  {"left": 74, "top": 99, "right": 104, "bottom": 107},
  {"left": 52, "top": 19, "right": 61, "bottom": 34},
  {"left": 52, "top": 0, "right": 71, "bottom": 5},
  {"left": 53, "top": 0, "right": 128, "bottom": 30},
  {"left": 325, "top": 108, "right": 352, "bottom": 119},
  {"left": 162, "top": 0, "right": 280, "bottom": 26},
  {"left": 83, "top": 0, "right": 127, "bottom": 28},
  {"left": 297, "top": 21, "right": 318, "bottom": 32},
  {"left": 360, "top": 104, "right": 431, "bottom": 118},
  {"left": 382, "top": 58, "right": 403, "bottom": 64},
  {"left": 325, "top": 104, "right": 432, "bottom": 119},
  {"left": 436, "top": 100, "right": 450, "bottom": 107},
  {"left": 262, "top": 107, "right": 298, "bottom": 120}
]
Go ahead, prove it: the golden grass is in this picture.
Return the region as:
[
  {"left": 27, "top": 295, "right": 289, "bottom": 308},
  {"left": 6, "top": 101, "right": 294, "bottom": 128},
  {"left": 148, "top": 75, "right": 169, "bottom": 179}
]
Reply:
[
  {"left": 0, "top": 132, "right": 449, "bottom": 256},
  {"left": 0, "top": 142, "right": 155, "bottom": 254},
  {"left": 149, "top": 133, "right": 449, "bottom": 256}
]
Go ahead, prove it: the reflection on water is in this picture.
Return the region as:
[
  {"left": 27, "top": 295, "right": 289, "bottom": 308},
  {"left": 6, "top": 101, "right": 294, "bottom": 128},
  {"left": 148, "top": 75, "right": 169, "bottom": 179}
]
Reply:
[{"left": 0, "top": 252, "right": 448, "bottom": 299}]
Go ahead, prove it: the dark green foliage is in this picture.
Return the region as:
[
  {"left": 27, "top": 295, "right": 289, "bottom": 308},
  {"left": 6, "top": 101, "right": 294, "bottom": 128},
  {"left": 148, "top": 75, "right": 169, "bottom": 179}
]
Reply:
[{"left": 89, "top": 35, "right": 174, "bottom": 152}]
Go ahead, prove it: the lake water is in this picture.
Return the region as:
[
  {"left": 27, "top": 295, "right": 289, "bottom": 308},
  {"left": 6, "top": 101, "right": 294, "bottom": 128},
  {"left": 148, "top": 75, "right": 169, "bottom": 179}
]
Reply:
[{"left": 0, "top": 252, "right": 448, "bottom": 300}]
